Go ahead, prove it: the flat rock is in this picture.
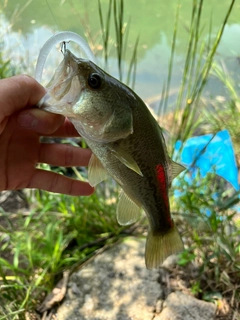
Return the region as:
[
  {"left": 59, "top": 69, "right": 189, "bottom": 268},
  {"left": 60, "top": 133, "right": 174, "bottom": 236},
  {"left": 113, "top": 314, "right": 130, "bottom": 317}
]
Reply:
[
  {"left": 56, "top": 238, "right": 161, "bottom": 320},
  {"left": 154, "top": 291, "right": 217, "bottom": 320},
  {"left": 55, "top": 238, "right": 217, "bottom": 320}
]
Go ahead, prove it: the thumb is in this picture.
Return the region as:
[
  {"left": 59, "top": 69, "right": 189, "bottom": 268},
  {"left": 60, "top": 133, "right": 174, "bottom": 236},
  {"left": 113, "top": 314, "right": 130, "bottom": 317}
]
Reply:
[
  {"left": 0, "top": 75, "right": 46, "bottom": 122},
  {"left": 17, "top": 108, "right": 65, "bottom": 135}
]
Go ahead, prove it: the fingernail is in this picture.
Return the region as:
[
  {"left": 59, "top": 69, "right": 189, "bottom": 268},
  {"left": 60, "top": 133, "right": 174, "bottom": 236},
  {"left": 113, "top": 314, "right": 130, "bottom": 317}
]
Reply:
[{"left": 17, "top": 113, "right": 38, "bottom": 127}]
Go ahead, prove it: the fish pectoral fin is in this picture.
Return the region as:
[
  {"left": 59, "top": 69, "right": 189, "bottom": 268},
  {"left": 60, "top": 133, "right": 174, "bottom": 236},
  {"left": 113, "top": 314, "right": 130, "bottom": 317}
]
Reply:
[
  {"left": 117, "top": 190, "right": 141, "bottom": 226},
  {"left": 88, "top": 154, "right": 108, "bottom": 187},
  {"left": 109, "top": 144, "right": 143, "bottom": 177},
  {"left": 171, "top": 160, "right": 185, "bottom": 180},
  {"left": 145, "top": 223, "right": 184, "bottom": 270}
]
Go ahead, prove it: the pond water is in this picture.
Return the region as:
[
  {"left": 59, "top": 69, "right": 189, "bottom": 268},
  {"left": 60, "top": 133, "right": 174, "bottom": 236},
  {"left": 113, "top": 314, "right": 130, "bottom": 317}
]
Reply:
[{"left": 1, "top": 0, "right": 240, "bottom": 107}]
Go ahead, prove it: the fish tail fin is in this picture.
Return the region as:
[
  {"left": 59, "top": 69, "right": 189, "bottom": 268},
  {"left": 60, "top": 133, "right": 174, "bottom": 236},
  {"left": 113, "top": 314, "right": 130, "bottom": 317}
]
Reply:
[{"left": 145, "top": 223, "right": 183, "bottom": 270}]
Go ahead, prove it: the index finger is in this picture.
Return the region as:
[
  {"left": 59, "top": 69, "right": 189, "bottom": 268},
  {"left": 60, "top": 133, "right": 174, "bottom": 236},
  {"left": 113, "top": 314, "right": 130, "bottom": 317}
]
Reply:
[{"left": 0, "top": 75, "right": 46, "bottom": 122}]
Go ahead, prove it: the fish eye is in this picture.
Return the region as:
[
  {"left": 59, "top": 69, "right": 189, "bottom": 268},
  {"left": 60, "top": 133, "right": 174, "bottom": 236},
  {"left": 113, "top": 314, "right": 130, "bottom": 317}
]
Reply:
[{"left": 88, "top": 73, "right": 102, "bottom": 89}]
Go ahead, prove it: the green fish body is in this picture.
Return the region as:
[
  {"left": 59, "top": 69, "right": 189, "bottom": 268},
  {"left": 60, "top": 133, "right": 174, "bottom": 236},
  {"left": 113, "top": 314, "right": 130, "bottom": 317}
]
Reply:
[{"left": 41, "top": 49, "right": 184, "bottom": 269}]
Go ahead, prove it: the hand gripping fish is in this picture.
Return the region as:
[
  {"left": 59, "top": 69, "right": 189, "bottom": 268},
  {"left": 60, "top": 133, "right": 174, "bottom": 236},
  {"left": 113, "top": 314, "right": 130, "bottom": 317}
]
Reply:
[{"left": 36, "top": 32, "right": 185, "bottom": 269}]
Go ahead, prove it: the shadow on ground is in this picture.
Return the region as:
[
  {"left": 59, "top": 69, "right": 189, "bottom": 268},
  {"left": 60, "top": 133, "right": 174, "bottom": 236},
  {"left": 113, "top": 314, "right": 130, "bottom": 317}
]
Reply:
[
  {"left": 56, "top": 238, "right": 162, "bottom": 320},
  {"left": 54, "top": 238, "right": 216, "bottom": 320}
]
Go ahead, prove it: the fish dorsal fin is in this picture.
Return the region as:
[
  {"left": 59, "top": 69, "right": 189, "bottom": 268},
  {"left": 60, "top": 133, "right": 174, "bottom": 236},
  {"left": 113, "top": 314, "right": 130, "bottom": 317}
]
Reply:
[
  {"left": 171, "top": 160, "right": 185, "bottom": 181},
  {"left": 117, "top": 189, "right": 142, "bottom": 225},
  {"left": 88, "top": 154, "right": 108, "bottom": 187},
  {"left": 109, "top": 144, "right": 143, "bottom": 177}
]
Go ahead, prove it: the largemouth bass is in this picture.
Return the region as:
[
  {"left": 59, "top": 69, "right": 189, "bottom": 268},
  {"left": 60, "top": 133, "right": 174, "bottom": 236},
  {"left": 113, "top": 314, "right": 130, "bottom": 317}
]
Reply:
[{"left": 40, "top": 49, "right": 185, "bottom": 269}]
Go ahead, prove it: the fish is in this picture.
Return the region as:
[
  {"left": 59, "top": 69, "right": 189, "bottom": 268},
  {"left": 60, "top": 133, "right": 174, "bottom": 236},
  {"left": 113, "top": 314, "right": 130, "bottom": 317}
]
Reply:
[{"left": 39, "top": 49, "right": 185, "bottom": 269}]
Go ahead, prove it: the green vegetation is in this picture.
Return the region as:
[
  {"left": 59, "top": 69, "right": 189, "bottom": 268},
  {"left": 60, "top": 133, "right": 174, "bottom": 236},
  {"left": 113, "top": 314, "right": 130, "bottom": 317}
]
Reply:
[
  {"left": 170, "top": 170, "right": 240, "bottom": 313},
  {"left": 204, "top": 61, "right": 240, "bottom": 157},
  {"left": 162, "top": 0, "right": 240, "bottom": 315},
  {"left": 0, "top": 0, "right": 240, "bottom": 319},
  {"left": 0, "top": 187, "right": 125, "bottom": 319},
  {"left": 97, "top": 0, "right": 139, "bottom": 87},
  {"left": 0, "top": 46, "right": 18, "bottom": 79}
]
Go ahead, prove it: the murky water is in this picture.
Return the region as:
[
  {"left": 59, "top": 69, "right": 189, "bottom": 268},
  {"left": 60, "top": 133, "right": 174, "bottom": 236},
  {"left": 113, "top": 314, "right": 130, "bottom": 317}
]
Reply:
[{"left": 1, "top": 0, "right": 240, "bottom": 106}]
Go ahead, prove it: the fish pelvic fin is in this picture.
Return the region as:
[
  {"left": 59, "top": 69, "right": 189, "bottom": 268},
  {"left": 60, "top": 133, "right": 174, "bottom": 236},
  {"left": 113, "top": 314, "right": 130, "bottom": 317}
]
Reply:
[
  {"left": 117, "top": 189, "right": 141, "bottom": 225},
  {"left": 88, "top": 154, "right": 108, "bottom": 187},
  {"left": 145, "top": 223, "right": 183, "bottom": 270}
]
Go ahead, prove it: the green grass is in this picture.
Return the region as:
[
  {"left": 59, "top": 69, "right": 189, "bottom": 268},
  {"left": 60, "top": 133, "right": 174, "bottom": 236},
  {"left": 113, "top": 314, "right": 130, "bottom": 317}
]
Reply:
[
  {"left": 97, "top": 0, "right": 139, "bottom": 88},
  {"left": 160, "top": 0, "right": 240, "bottom": 314},
  {"left": 162, "top": 0, "right": 236, "bottom": 157},
  {"left": 0, "top": 44, "right": 19, "bottom": 79},
  {"left": 0, "top": 0, "right": 240, "bottom": 318},
  {"left": 0, "top": 186, "right": 128, "bottom": 319},
  {"left": 170, "top": 170, "right": 240, "bottom": 312},
  {"left": 203, "top": 61, "right": 240, "bottom": 157}
]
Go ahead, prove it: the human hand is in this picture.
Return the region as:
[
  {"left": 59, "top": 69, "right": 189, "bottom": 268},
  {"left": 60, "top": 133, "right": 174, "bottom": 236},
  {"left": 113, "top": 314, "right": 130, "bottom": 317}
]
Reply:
[{"left": 0, "top": 75, "right": 94, "bottom": 196}]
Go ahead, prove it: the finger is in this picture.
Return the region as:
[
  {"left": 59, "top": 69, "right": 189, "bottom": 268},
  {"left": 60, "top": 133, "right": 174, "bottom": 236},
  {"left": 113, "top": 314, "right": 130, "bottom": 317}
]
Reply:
[
  {"left": 17, "top": 108, "right": 65, "bottom": 135},
  {"left": 0, "top": 118, "right": 8, "bottom": 134},
  {"left": 27, "top": 169, "right": 94, "bottom": 196},
  {"left": 17, "top": 110, "right": 80, "bottom": 137},
  {"left": 0, "top": 75, "right": 46, "bottom": 121},
  {"left": 45, "top": 118, "right": 80, "bottom": 137},
  {"left": 39, "top": 143, "right": 92, "bottom": 167}
]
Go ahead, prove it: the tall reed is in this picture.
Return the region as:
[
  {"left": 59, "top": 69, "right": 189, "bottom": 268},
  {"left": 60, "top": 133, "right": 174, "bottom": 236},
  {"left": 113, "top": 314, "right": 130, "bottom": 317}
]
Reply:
[{"left": 160, "top": 0, "right": 236, "bottom": 156}]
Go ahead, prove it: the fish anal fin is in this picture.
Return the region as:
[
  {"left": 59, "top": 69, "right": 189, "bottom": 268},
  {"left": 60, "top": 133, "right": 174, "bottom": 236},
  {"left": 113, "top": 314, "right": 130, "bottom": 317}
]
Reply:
[
  {"left": 145, "top": 223, "right": 184, "bottom": 270},
  {"left": 117, "top": 190, "right": 141, "bottom": 226},
  {"left": 171, "top": 160, "right": 185, "bottom": 181},
  {"left": 88, "top": 154, "right": 108, "bottom": 187},
  {"left": 110, "top": 144, "right": 143, "bottom": 177}
]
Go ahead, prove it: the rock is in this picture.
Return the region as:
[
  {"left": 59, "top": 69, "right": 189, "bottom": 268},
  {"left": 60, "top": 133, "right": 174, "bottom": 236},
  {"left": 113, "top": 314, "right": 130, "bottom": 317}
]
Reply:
[
  {"left": 56, "top": 238, "right": 162, "bottom": 320},
  {"left": 154, "top": 291, "right": 217, "bottom": 320},
  {"left": 0, "top": 190, "right": 28, "bottom": 213},
  {"left": 55, "top": 238, "right": 217, "bottom": 320}
]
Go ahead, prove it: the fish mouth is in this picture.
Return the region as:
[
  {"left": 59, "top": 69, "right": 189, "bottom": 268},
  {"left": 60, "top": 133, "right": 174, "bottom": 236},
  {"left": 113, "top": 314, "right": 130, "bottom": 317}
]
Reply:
[{"left": 38, "top": 50, "right": 82, "bottom": 118}]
